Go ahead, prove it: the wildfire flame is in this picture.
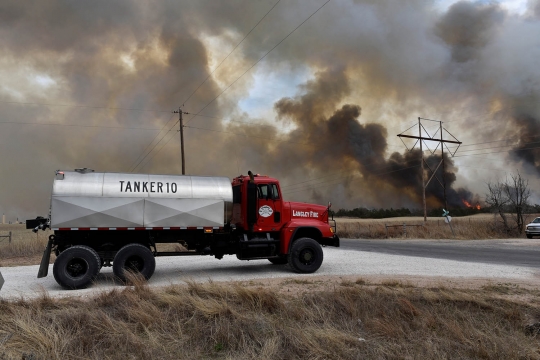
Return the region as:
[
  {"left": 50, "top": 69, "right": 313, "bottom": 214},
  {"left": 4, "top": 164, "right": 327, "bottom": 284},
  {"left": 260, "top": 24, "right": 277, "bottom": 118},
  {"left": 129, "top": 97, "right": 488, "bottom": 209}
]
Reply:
[{"left": 462, "top": 199, "right": 481, "bottom": 210}]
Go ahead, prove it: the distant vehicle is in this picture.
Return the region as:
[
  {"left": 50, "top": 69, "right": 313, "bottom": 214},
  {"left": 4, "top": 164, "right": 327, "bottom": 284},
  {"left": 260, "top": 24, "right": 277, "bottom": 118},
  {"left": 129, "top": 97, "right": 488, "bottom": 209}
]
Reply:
[{"left": 525, "top": 217, "right": 540, "bottom": 239}]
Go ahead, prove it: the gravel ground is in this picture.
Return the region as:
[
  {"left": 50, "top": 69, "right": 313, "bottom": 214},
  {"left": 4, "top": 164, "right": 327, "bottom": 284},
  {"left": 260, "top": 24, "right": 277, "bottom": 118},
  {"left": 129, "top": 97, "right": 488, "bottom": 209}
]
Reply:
[{"left": 1, "top": 245, "right": 539, "bottom": 299}]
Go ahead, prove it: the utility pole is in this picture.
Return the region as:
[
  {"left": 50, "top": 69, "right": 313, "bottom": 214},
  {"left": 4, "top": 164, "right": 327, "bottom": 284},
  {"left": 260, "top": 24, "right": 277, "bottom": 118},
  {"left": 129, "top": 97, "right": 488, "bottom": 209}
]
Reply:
[
  {"left": 397, "top": 117, "right": 462, "bottom": 222},
  {"left": 173, "top": 107, "right": 187, "bottom": 175}
]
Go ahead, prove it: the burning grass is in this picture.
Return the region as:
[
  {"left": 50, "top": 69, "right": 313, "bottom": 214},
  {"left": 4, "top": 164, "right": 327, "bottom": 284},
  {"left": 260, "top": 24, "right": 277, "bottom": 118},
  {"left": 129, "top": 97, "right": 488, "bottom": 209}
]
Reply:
[{"left": 0, "top": 279, "right": 539, "bottom": 359}]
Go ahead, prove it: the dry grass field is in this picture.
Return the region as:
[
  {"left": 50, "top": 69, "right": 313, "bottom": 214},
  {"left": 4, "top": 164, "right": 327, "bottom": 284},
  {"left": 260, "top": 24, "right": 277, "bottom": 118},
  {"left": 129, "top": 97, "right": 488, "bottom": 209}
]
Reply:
[
  {"left": 335, "top": 213, "right": 538, "bottom": 239},
  {"left": 0, "top": 224, "right": 52, "bottom": 267},
  {"left": 0, "top": 278, "right": 539, "bottom": 359},
  {"left": 1, "top": 220, "right": 539, "bottom": 359}
]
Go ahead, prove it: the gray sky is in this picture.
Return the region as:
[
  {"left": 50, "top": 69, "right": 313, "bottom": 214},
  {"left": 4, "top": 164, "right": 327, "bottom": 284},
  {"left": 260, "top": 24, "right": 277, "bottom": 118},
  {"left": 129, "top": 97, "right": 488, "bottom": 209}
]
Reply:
[{"left": 0, "top": 0, "right": 539, "bottom": 220}]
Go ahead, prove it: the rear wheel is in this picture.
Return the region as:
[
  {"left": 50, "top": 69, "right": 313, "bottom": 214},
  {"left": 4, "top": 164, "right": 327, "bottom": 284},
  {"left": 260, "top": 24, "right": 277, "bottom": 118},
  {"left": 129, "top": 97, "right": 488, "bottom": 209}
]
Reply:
[
  {"left": 268, "top": 257, "right": 288, "bottom": 265},
  {"left": 288, "top": 237, "right": 323, "bottom": 273},
  {"left": 113, "top": 243, "right": 156, "bottom": 283},
  {"left": 53, "top": 245, "right": 101, "bottom": 289}
]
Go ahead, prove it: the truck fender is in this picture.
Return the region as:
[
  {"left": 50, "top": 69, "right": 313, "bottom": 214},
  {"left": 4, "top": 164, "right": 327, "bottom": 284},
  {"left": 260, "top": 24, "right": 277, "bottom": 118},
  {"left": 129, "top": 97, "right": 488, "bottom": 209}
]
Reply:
[{"left": 282, "top": 226, "right": 323, "bottom": 255}]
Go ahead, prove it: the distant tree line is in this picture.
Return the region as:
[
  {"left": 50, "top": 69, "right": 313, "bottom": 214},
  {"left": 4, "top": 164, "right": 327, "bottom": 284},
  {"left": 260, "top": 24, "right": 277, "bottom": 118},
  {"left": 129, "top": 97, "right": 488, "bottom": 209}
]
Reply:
[
  {"left": 333, "top": 173, "right": 538, "bottom": 226},
  {"left": 334, "top": 207, "right": 412, "bottom": 219},
  {"left": 333, "top": 205, "right": 489, "bottom": 219}
]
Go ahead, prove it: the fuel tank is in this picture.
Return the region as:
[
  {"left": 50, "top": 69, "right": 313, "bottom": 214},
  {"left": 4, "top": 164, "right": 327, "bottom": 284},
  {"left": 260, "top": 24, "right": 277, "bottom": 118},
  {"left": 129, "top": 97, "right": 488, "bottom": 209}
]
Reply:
[{"left": 50, "top": 171, "right": 233, "bottom": 229}]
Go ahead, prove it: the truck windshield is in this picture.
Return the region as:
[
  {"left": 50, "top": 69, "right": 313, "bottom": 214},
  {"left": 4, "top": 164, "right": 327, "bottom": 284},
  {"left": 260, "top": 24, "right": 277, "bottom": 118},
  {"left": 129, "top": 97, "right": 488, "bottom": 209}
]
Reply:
[{"left": 257, "top": 184, "right": 279, "bottom": 200}]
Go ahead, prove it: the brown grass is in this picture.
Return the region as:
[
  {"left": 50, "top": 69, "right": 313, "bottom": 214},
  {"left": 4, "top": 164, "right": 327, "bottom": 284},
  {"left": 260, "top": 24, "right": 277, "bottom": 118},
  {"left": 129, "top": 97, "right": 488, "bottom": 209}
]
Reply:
[
  {"left": 0, "top": 279, "right": 539, "bottom": 359},
  {"left": 0, "top": 225, "right": 53, "bottom": 267},
  {"left": 336, "top": 214, "right": 535, "bottom": 239}
]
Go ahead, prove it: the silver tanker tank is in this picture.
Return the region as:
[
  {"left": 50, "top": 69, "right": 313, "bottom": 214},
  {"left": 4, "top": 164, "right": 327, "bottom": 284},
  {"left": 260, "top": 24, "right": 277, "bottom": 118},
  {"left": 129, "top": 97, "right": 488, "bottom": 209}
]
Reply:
[{"left": 50, "top": 171, "right": 233, "bottom": 229}]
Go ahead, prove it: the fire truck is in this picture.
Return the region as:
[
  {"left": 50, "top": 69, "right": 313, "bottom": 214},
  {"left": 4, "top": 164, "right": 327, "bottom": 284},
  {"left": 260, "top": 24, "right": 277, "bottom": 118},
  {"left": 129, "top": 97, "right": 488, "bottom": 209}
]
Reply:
[{"left": 27, "top": 169, "right": 339, "bottom": 289}]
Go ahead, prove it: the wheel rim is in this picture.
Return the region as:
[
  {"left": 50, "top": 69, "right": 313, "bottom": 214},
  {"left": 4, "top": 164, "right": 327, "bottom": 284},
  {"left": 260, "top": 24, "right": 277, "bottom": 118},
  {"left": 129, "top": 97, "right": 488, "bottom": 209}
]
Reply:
[
  {"left": 66, "top": 258, "right": 89, "bottom": 278},
  {"left": 299, "top": 248, "right": 315, "bottom": 266},
  {"left": 125, "top": 255, "right": 144, "bottom": 272}
]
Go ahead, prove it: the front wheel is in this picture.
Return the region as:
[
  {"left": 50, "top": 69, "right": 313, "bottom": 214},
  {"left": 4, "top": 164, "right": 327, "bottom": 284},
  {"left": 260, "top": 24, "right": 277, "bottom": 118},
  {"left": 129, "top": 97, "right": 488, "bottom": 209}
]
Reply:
[
  {"left": 113, "top": 243, "right": 156, "bottom": 283},
  {"left": 527, "top": 234, "right": 533, "bottom": 239},
  {"left": 288, "top": 237, "right": 323, "bottom": 273},
  {"left": 53, "top": 245, "right": 101, "bottom": 289}
]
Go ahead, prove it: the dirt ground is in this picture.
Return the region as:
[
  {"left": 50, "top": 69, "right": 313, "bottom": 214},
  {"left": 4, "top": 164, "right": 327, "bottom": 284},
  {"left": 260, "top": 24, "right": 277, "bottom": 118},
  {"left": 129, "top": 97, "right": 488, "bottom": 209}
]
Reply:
[{"left": 234, "top": 274, "right": 540, "bottom": 309}]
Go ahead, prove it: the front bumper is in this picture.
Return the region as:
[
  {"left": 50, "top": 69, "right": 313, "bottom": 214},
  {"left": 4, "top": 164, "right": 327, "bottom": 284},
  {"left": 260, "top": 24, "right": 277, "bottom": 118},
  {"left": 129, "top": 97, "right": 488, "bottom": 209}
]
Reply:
[{"left": 320, "top": 234, "right": 340, "bottom": 247}]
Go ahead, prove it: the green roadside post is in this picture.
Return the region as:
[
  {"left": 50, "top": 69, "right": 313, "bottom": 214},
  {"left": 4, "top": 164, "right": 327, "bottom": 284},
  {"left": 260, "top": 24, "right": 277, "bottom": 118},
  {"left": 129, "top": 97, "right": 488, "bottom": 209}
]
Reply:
[
  {"left": 0, "top": 271, "right": 4, "bottom": 293},
  {"left": 442, "top": 209, "right": 455, "bottom": 237}
]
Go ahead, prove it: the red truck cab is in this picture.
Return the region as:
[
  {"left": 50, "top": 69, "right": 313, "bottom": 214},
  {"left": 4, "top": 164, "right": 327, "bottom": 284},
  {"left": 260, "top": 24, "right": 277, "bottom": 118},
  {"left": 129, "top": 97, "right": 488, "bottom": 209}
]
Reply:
[{"left": 231, "top": 172, "right": 339, "bottom": 263}]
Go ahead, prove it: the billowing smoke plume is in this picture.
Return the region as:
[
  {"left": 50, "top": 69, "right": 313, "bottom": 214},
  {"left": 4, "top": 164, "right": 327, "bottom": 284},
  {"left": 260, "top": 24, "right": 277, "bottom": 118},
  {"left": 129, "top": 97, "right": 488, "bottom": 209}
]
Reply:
[
  {"left": 0, "top": 0, "right": 539, "bottom": 220},
  {"left": 261, "top": 67, "right": 475, "bottom": 208}
]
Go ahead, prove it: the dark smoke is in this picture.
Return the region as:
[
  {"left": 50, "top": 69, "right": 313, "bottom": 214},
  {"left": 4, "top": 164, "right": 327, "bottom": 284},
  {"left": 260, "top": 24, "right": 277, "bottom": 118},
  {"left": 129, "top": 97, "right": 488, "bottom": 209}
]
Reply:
[
  {"left": 0, "top": 0, "right": 539, "bottom": 220},
  {"left": 271, "top": 72, "right": 475, "bottom": 208}
]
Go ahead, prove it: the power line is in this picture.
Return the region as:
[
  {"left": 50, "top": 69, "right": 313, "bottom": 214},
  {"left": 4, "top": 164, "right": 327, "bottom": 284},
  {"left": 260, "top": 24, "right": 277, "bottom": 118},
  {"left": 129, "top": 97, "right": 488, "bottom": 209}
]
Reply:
[
  {"left": 193, "top": 113, "right": 300, "bottom": 131},
  {"left": 0, "top": 120, "right": 161, "bottom": 130},
  {"left": 283, "top": 164, "right": 422, "bottom": 195},
  {"left": 185, "top": 123, "right": 406, "bottom": 154},
  {"left": 280, "top": 171, "right": 348, "bottom": 189},
  {"left": 455, "top": 140, "right": 540, "bottom": 153},
  {"left": 127, "top": 113, "right": 176, "bottom": 171},
  {"left": 281, "top": 160, "right": 419, "bottom": 193},
  {"left": 0, "top": 100, "right": 170, "bottom": 113},
  {"left": 184, "top": 124, "right": 311, "bottom": 145},
  {"left": 454, "top": 144, "right": 540, "bottom": 158},
  {"left": 184, "top": 0, "right": 331, "bottom": 126},
  {"left": 447, "top": 134, "right": 540, "bottom": 149},
  {"left": 130, "top": 0, "right": 301, "bottom": 169},
  {"left": 181, "top": 0, "right": 282, "bottom": 106},
  {"left": 451, "top": 163, "right": 511, "bottom": 173},
  {"left": 129, "top": 117, "right": 180, "bottom": 172},
  {"left": 281, "top": 159, "right": 417, "bottom": 191}
]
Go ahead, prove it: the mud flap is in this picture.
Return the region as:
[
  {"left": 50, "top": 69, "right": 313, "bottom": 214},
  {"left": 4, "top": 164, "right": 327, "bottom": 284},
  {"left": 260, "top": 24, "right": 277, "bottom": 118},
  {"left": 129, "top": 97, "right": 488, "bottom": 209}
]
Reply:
[{"left": 37, "top": 235, "right": 54, "bottom": 278}]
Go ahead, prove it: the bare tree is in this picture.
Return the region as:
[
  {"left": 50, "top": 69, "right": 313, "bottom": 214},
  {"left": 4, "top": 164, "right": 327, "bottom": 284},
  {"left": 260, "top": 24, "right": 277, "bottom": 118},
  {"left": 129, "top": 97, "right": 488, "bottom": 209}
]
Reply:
[
  {"left": 503, "top": 171, "right": 531, "bottom": 234},
  {"left": 485, "top": 180, "right": 510, "bottom": 233},
  {"left": 485, "top": 171, "right": 531, "bottom": 234}
]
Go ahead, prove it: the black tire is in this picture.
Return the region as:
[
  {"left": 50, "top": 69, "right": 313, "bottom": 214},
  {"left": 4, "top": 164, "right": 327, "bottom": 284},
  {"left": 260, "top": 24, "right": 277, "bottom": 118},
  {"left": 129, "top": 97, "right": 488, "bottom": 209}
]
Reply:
[
  {"left": 113, "top": 243, "right": 156, "bottom": 282},
  {"left": 53, "top": 245, "right": 101, "bottom": 290},
  {"left": 288, "top": 237, "right": 323, "bottom": 273},
  {"left": 527, "top": 234, "right": 533, "bottom": 239},
  {"left": 268, "top": 257, "right": 288, "bottom": 265}
]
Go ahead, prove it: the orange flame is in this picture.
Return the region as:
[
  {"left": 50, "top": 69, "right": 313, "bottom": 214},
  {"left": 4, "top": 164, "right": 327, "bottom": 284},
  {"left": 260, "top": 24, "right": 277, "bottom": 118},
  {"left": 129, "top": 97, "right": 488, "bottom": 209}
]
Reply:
[{"left": 462, "top": 199, "right": 481, "bottom": 210}]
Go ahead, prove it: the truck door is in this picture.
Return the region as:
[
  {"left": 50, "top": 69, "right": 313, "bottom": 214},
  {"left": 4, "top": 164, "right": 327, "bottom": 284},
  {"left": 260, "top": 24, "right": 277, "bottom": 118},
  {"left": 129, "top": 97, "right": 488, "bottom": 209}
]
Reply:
[{"left": 256, "top": 183, "right": 282, "bottom": 231}]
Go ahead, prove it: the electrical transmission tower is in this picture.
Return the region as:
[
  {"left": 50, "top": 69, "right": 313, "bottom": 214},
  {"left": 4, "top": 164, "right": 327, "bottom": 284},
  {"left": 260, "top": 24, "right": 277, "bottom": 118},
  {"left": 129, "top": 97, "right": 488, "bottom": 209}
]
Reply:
[{"left": 397, "top": 117, "right": 462, "bottom": 221}]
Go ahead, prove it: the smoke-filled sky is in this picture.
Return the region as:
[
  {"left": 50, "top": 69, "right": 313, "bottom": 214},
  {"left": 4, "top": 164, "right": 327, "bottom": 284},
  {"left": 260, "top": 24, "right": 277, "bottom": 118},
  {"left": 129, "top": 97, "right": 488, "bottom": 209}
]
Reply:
[{"left": 1, "top": 0, "right": 540, "bottom": 220}]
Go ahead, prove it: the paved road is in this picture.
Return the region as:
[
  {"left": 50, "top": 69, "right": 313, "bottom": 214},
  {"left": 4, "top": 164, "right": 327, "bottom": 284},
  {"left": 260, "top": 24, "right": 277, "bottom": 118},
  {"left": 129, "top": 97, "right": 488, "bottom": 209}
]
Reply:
[
  {"left": 341, "top": 238, "right": 540, "bottom": 268},
  {"left": 1, "top": 239, "right": 539, "bottom": 299}
]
